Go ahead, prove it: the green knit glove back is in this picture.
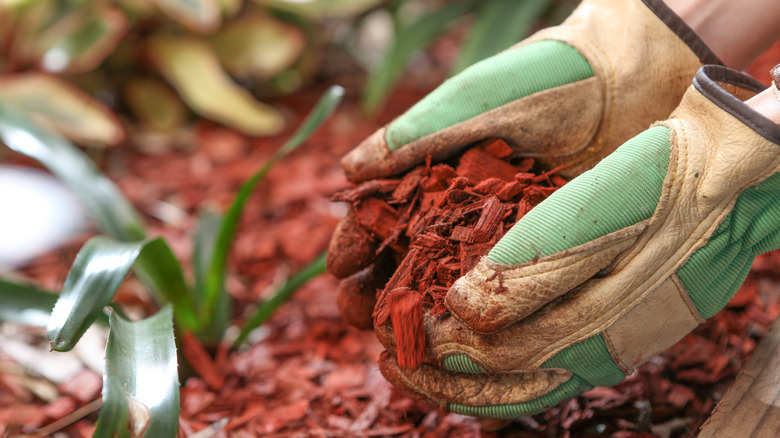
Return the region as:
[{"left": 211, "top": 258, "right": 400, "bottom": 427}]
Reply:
[
  {"left": 340, "top": 0, "right": 719, "bottom": 183},
  {"left": 386, "top": 40, "right": 592, "bottom": 150}
]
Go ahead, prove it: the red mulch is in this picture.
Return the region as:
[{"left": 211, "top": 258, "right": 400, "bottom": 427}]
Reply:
[
  {"left": 2, "top": 42, "right": 780, "bottom": 438},
  {"left": 329, "top": 139, "right": 567, "bottom": 370}
]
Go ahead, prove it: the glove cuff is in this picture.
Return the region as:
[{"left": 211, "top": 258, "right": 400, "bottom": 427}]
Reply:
[
  {"left": 604, "top": 65, "right": 780, "bottom": 370},
  {"left": 692, "top": 65, "right": 780, "bottom": 144},
  {"left": 524, "top": 0, "right": 723, "bottom": 174},
  {"left": 641, "top": 0, "right": 721, "bottom": 65},
  {"left": 343, "top": 0, "right": 723, "bottom": 183}
]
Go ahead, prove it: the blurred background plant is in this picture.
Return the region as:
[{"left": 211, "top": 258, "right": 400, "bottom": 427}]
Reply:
[
  {"left": 0, "top": 85, "right": 342, "bottom": 436},
  {"left": 0, "top": 0, "right": 334, "bottom": 143},
  {"left": 0, "top": 0, "right": 574, "bottom": 147}
]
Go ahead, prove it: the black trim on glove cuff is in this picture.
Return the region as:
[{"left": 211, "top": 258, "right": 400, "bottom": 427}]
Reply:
[
  {"left": 642, "top": 0, "right": 723, "bottom": 65},
  {"left": 694, "top": 65, "right": 780, "bottom": 146}
]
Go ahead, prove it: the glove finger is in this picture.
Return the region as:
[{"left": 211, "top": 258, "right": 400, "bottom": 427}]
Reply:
[
  {"left": 337, "top": 259, "right": 394, "bottom": 330},
  {"left": 378, "top": 351, "right": 582, "bottom": 418},
  {"left": 378, "top": 297, "right": 626, "bottom": 383},
  {"left": 337, "top": 272, "right": 378, "bottom": 331},
  {"left": 446, "top": 125, "right": 674, "bottom": 333},
  {"left": 327, "top": 210, "right": 378, "bottom": 279},
  {"left": 342, "top": 40, "right": 602, "bottom": 183}
]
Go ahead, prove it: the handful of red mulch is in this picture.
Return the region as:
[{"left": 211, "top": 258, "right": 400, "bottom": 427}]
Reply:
[{"left": 329, "top": 139, "right": 567, "bottom": 369}]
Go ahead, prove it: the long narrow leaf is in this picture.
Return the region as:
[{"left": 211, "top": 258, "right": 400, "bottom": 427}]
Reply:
[
  {"left": 235, "top": 252, "right": 326, "bottom": 346},
  {"left": 362, "top": 1, "right": 475, "bottom": 114},
  {"left": 201, "top": 85, "right": 343, "bottom": 323},
  {"left": 193, "top": 209, "right": 221, "bottom": 305},
  {"left": 47, "top": 236, "right": 196, "bottom": 351},
  {"left": 0, "top": 278, "right": 110, "bottom": 327},
  {"left": 451, "top": 0, "right": 552, "bottom": 74},
  {"left": 134, "top": 239, "right": 199, "bottom": 332},
  {"left": 0, "top": 105, "right": 146, "bottom": 241},
  {"left": 0, "top": 279, "right": 60, "bottom": 327},
  {"left": 0, "top": 106, "right": 198, "bottom": 330},
  {"left": 192, "top": 209, "right": 230, "bottom": 340},
  {"left": 94, "top": 306, "right": 180, "bottom": 438},
  {"left": 47, "top": 236, "right": 143, "bottom": 352}
]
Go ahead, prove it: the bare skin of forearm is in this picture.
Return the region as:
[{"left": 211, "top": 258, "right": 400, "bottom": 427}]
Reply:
[
  {"left": 745, "top": 68, "right": 780, "bottom": 124},
  {"left": 665, "top": 0, "right": 780, "bottom": 70}
]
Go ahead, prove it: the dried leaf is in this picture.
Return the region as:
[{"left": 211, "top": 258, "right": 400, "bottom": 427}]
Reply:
[
  {"left": 0, "top": 73, "right": 124, "bottom": 145},
  {"left": 210, "top": 13, "right": 305, "bottom": 80},
  {"left": 150, "top": 0, "right": 220, "bottom": 33},
  {"left": 254, "top": 0, "right": 383, "bottom": 18},
  {"left": 149, "top": 36, "right": 285, "bottom": 136},
  {"left": 123, "top": 77, "right": 187, "bottom": 131}
]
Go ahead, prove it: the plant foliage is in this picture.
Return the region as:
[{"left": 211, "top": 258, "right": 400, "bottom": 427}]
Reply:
[{"left": 0, "top": 85, "right": 343, "bottom": 437}]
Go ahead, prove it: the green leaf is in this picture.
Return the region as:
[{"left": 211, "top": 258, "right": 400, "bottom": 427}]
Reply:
[
  {"left": 209, "top": 13, "right": 305, "bottom": 80},
  {"left": 0, "top": 278, "right": 110, "bottom": 327},
  {"left": 149, "top": 35, "right": 285, "bottom": 136},
  {"left": 0, "top": 106, "right": 145, "bottom": 241},
  {"left": 133, "top": 239, "right": 199, "bottom": 332},
  {"left": 94, "top": 306, "right": 180, "bottom": 438},
  {"left": 150, "top": 0, "right": 220, "bottom": 33},
  {"left": 451, "top": 0, "right": 552, "bottom": 74},
  {"left": 0, "top": 278, "right": 59, "bottom": 327},
  {"left": 0, "top": 73, "right": 124, "bottom": 145},
  {"left": 193, "top": 209, "right": 222, "bottom": 310},
  {"left": 191, "top": 209, "right": 230, "bottom": 341},
  {"left": 201, "top": 85, "right": 343, "bottom": 324},
  {"left": 47, "top": 236, "right": 144, "bottom": 352},
  {"left": 362, "top": 0, "right": 475, "bottom": 114},
  {"left": 46, "top": 236, "right": 197, "bottom": 352},
  {"left": 235, "top": 252, "right": 326, "bottom": 346},
  {"left": 254, "top": 0, "right": 383, "bottom": 18}
]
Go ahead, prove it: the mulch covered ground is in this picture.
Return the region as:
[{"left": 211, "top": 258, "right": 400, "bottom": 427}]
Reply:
[{"left": 2, "top": 42, "right": 780, "bottom": 438}]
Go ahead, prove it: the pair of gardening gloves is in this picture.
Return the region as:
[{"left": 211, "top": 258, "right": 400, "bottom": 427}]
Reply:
[{"left": 328, "top": 0, "right": 780, "bottom": 418}]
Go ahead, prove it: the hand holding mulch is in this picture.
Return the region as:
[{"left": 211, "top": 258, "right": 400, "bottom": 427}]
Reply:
[
  {"left": 327, "top": 138, "right": 575, "bottom": 416},
  {"left": 332, "top": 65, "right": 780, "bottom": 421},
  {"left": 327, "top": 139, "right": 566, "bottom": 337}
]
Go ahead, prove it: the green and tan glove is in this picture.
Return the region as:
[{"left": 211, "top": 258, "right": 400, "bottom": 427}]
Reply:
[
  {"left": 328, "top": 0, "right": 722, "bottom": 328},
  {"left": 341, "top": 0, "right": 721, "bottom": 183},
  {"left": 376, "top": 64, "right": 780, "bottom": 418}
]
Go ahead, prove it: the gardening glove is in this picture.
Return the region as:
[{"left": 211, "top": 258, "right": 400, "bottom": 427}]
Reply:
[
  {"left": 376, "top": 64, "right": 780, "bottom": 418},
  {"left": 342, "top": 0, "right": 721, "bottom": 183},
  {"left": 328, "top": 0, "right": 722, "bottom": 328}
]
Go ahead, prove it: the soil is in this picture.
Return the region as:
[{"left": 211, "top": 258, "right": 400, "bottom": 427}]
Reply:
[{"left": 1, "top": 40, "right": 779, "bottom": 438}]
